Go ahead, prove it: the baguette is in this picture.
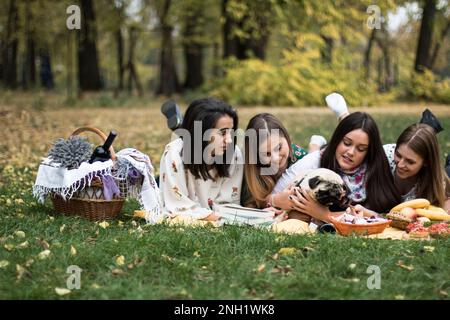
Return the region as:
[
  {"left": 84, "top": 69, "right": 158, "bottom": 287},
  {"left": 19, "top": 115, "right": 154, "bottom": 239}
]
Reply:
[
  {"left": 390, "top": 199, "right": 430, "bottom": 212},
  {"left": 415, "top": 209, "right": 450, "bottom": 221},
  {"left": 427, "top": 205, "right": 447, "bottom": 214}
]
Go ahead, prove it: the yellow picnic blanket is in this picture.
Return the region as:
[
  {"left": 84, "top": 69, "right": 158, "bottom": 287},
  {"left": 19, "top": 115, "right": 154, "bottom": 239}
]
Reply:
[{"left": 136, "top": 211, "right": 429, "bottom": 240}]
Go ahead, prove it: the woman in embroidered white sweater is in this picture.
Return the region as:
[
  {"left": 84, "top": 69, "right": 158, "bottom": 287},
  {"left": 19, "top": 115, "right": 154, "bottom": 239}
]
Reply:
[{"left": 159, "top": 97, "right": 243, "bottom": 221}]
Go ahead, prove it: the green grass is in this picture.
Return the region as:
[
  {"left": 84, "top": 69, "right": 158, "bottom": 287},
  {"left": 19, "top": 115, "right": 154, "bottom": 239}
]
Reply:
[{"left": 1, "top": 105, "right": 449, "bottom": 299}]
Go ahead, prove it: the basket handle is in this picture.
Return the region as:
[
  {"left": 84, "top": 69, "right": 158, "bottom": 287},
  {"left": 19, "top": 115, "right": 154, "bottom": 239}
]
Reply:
[{"left": 70, "top": 126, "right": 117, "bottom": 161}]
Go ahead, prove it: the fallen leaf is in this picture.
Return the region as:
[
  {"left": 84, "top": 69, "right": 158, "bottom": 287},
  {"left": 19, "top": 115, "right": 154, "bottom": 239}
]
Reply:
[
  {"left": 127, "top": 263, "right": 134, "bottom": 269},
  {"left": 60, "top": 224, "right": 66, "bottom": 233},
  {"left": 91, "top": 283, "right": 101, "bottom": 289},
  {"left": 38, "top": 249, "right": 51, "bottom": 260},
  {"left": 0, "top": 260, "right": 10, "bottom": 268},
  {"left": 4, "top": 244, "right": 14, "bottom": 251},
  {"left": 116, "top": 255, "right": 125, "bottom": 266},
  {"left": 111, "top": 268, "right": 124, "bottom": 276},
  {"left": 349, "top": 263, "right": 357, "bottom": 270},
  {"left": 423, "top": 246, "right": 435, "bottom": 253},
  {"left": 55, "top": 288, "right": 71, "bottom": 296},
  {"left": 16, "top": 264, "right": 27, "bottom": 281},
  {"left": 193, "top": 251, "right": 200, "bottom": 257},
  {"left": 131, "top": 221, "right": 138, "bottom": 227},
  {"left": 439, "top": 290, "right": 448, "bottom": 297},
  {"left": 133, "top": 210, "right": 146, "bottom": 219},
  {"left": 36, "top": 238, "right": 50, "bottom": 250},
  {"left": 394, "top": 295, "right": 405, "bottom": 300},
  {"left": 25, "top": 259, "right": 34, "bottom": 267},
  {"left": 17, "top": 241, "right": 29, "bottom": 248},
  {"left": 70, "top": 245, "right": 77, "bottom": 256},
  {"left": 98, "top": 221, "right": 109, "bottom": 229},
  {"left": 257, "top": 264, "right": 266, "bottom": 272},
  {"left": 270, "top": 265, "right": 292, "bottom": 274},
  {"left": 117, "top": 221, "right": 124, "bottom": 227},
  {"left": 14, "top": 231, "right": 25, "bottom": 238},
  {"left": 278, "top": 247, "right": 297, "bottom": 255},
  {"left": 272, "top": 253, "right": 279, "bottom": 260},
  {"left": 396, "top": 260, "right": 414, "bottom": 271},
  {"left": 342, "top": 278, "right": 360, "bottom": 283}
]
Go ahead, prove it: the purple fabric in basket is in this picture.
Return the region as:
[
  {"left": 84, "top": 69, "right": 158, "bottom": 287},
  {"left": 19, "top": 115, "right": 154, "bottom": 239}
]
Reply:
[
  {"left": 128, "top": 167, "right": 142, "bottom": 184},
  {"left": 102, "top": 175, "right": 121, "bottom": 201}
]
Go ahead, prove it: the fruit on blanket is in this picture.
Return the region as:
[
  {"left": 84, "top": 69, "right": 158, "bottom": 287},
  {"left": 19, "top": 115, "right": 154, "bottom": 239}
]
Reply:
[
  {"left": 399, "top": 207, "right": 417, "bottom": 220},
  {"left": 390, "top": 199, "right": 430, "bottom": 213},
  {"left": 427, "top": 205, "right": 447, "bottom": 214},
  {"left": 415, "top": 209, "right": 450, "bottom": 221}
]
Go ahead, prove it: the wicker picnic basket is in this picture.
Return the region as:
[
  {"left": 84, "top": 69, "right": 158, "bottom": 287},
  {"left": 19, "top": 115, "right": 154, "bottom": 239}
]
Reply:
[{"left": 51, "top": 127, "right": 125, "bottom": 221}]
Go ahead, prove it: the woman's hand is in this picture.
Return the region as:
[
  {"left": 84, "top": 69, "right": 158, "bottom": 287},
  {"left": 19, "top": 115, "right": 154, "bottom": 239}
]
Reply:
[
  {"left": 346, "top": 204, "right": 379, "bottom": 218},
  {"left": 290, "top": 187, "right": 331, "bottom": 222},
  {"left": 202, "top": 212, "right": 221, "bottom": 221},
  {"left": 263, "top": 207, "right": 288, "bottom": 222},
  {"left": 270, "top": 184, "right": 296, "bottom": 211}
]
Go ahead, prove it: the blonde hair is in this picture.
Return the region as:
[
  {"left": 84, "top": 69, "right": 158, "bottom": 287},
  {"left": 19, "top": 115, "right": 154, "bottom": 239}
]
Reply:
[
  {"left": 396, "top": 123, "right": 450, "bottom": 207},
  {"left": 244, "top": 114, "right": 294, "bottom": 208}
]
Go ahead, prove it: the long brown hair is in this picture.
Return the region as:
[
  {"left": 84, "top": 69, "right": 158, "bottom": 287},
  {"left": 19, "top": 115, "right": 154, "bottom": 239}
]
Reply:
[
  {"left": 321, "top": 112, "right": 400, "bottom": 213},
  {"left": 396, "top": 123, "right": 450, "bottom": 207},
  {"left": 244, "top": 113, "right": 294, "bottom": 208}
]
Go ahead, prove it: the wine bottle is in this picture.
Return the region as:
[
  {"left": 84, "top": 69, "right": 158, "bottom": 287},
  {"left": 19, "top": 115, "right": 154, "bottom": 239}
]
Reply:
[{"left": 89, "top": 130, "right": 117, "bottom": 163}]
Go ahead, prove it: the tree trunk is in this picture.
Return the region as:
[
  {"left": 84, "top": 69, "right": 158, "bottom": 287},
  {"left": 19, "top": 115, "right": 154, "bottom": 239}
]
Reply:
[
  {"left": 248, "top": 32, "right": 269, "bottom": 60},
  {"left": 183, "top": 43, "right": 204, "bottom": 89},
  {"left": 221, "top": 0, "right": 269, "bottom": 60},
  {"left": 363, "top": 29, "right": 377, "bottom": 79},
  {"left": 126, "top": 27, "right": 142, "bottom": 96},
  {"left": 116, "top": 28, "right": 124, "bottom": 91},
  {"left": 429, "top": 20, "right": 450, "bottom": 70},
  {"left": 212, "top": 42, "right": 220, "bottom": 77},
  {"left": 39, "top": 49, "right": 54, "bottom": 90},
  {"left": 78, "top": 0, "right": 102, "bottom": 91},
  {"left": 320, "top": 35, "right": 334, "bottom": 64},
  {"left": 222, "top": 0, "right": 237, "bottom": 58},
  {"left": 183, "top": 8, "right": 204, "bottom": 90},
  {"left": 22, "top": 0, "right": 36, "bottom": 90},
  {"left": 156, "top": 0, "right": 181, "bottom": 95},
  {"left": 414, "top": 0, "right": 437, "bottom": 73},
  {"left": 2, "top": 0, "right": 19, "bottom": 89}
]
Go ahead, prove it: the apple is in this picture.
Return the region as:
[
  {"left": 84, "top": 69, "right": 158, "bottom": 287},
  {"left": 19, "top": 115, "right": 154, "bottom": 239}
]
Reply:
[{"left": 400, "top": 207, "right": 417, "bottom": 220}]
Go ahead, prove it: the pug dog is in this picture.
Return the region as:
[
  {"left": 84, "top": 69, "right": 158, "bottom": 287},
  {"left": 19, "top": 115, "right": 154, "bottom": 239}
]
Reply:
[{"left": 288, "top": 168, "right": 349, "bottom": 224}]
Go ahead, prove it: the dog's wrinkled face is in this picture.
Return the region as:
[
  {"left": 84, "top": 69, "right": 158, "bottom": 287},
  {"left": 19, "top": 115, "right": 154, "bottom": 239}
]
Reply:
[{"left": 308, "top": 176, "right": 349, "bottom": 207}]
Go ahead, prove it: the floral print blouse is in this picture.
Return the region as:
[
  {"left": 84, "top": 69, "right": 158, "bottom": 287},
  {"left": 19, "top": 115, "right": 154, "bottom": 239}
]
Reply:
[{"left": 160, "top": 138, "right": 244, "bottom": 219}]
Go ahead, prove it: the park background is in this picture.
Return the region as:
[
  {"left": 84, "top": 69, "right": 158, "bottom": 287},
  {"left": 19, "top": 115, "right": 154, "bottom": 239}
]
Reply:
[{"left": 0, "top": 0, "right": 449, "bottom": 300}]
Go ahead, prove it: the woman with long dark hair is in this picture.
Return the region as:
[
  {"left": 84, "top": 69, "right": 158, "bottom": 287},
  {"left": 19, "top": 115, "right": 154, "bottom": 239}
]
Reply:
[
  {"left": 159, "top": 97, "right": 243, "bottom": 221},
  {"left": 270, "top": 112, "right": 400, "bottom": 222}
]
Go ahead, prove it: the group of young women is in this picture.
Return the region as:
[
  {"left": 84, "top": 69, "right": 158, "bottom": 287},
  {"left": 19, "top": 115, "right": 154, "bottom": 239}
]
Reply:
[{"left": 158, "top": 94, "right": 450, "bottom": 230}]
